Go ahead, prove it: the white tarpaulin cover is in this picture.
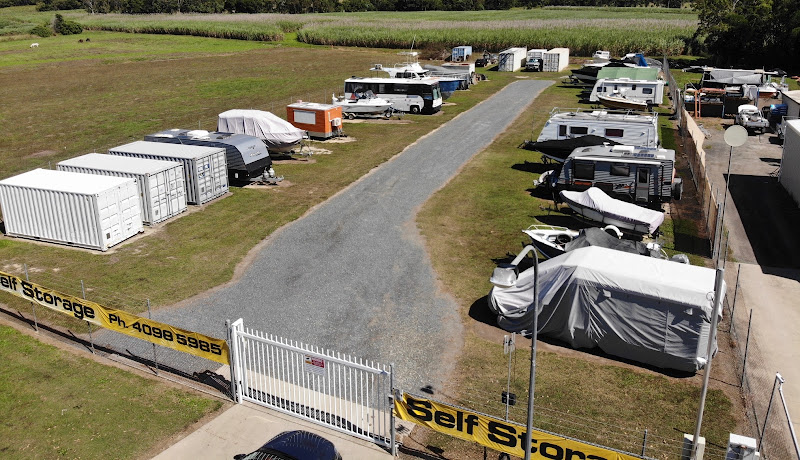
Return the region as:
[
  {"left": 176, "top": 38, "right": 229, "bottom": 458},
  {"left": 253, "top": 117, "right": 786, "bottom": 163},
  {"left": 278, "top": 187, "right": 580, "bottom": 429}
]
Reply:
[
  {"left": 217, "top": 110, "right": 304, "bottom": 152},
  {"left": 488, "top": 246, "right": 723, "bottom": 372},
  {"left": 561, "top": 187, "right": 665, "bottom": 234}
]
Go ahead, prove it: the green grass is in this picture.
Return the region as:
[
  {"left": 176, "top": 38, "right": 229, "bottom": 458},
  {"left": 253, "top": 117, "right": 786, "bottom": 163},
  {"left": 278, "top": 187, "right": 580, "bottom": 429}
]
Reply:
[
  {"left": 0, "top": 324, "right": 224, "bottom": 459},
  {"left": 415, "top": 80, "right": 737, "bottom": 458}
]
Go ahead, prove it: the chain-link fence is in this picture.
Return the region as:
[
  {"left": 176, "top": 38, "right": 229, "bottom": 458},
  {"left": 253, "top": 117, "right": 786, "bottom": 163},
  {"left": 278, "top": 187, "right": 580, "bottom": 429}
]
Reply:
[{"left": 723, "top": 264, "right": 800, "bottom": 459}]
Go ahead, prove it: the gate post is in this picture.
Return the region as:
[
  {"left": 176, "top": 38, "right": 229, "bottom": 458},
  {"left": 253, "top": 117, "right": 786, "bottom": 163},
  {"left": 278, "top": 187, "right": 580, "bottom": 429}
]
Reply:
[
  {"left": 227, "top": 319, "right": 244, "bottom": 403},
  {"left": 390, "top": 363, "right": 396, "bottom": 456}
]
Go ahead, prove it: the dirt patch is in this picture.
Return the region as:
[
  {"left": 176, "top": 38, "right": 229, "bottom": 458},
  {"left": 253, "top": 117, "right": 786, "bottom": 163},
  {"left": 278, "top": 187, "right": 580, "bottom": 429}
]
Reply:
[{"left": 25, "top": 150, "right": 58, "bottom": 158}]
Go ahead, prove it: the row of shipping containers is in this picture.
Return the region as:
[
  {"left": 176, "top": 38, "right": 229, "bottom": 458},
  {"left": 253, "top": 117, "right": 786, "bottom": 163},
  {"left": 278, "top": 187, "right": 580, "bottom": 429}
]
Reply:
[
  {"left": 497, "top": 47, "right": 570, "bottom": 72},
  {"left": 0, "top": 141, "right": 230, "bottom": 251}
]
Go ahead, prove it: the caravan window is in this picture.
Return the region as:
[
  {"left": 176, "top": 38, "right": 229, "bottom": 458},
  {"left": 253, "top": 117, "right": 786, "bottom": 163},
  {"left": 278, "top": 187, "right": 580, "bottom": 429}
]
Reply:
[
  {"left": 610, "top": 164, "right": 630, "bottom": 176},
  {"left": 559, "top": 125, "right": 568, "bottom": 136},
  {"left": 643, "top": 88, "right": 653, "bottom": 94},
  {"left": 605, "top": 128, "right": 624, "bottom": 138},
  {"left": 570, "top": 126, "right": 589, "bottom": 135},
  {"left": 632, "top": 85, "right": 637, "bottom": 90},
  {"left": 574, "top": 162, "right": 595, "bottom": 180}
]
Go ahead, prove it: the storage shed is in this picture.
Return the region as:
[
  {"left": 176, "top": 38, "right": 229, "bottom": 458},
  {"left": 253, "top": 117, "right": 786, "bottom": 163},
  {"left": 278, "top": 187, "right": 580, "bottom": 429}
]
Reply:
[
  {"left": 497, "top": 47, "right": 527, "bottom": 72},
  {"left": 57, "top": 153, "right": 187, "bottom": 225},
  {"left": 451, "top": 46, "right": 472, "bottom": 62},
  {"left": 286, "top": 102, "right": 343, "bottom": 139},
  {"left": 109, "top": 141, "right": 228, "bottom": 205},
  {"left": 543, "top": 48, "right": 570, "bottom": 72},
  {"left": 0, "top": 169, "right": 143, "bottom": 251},
  {"left": 780, "top": 120, "right": 800, "bottom": 207}
]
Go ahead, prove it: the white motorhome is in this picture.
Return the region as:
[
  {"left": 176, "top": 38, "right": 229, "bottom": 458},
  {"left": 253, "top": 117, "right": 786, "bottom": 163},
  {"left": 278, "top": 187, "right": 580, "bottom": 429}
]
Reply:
[
  {"left": 344, "top": 77, "right": 442, "bottom": 114},
  {"left": 589, "top": 78, "right": 666, "bottom": 105},
  {"left": 537, "top": 108, "right": 659, "bottom": 148}
]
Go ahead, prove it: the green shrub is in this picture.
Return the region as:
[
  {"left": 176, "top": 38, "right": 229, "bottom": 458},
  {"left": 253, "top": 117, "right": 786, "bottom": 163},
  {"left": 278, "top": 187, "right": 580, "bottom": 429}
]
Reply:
[
  {"left": 37, "top": 0, "right": 83, "bottom": 10},
  {"left": 54, "top": 13, "right": 83, "bottom": 36},
  {"left": 29, "top": 23, "right": 52, "bottom": 38}
]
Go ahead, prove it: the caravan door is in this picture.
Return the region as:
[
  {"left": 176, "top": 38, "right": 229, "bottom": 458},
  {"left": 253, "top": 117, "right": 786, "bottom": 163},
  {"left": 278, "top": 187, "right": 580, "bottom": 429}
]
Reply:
[{"left": 635, "top": 167, "right": 651, "bottom": 203}]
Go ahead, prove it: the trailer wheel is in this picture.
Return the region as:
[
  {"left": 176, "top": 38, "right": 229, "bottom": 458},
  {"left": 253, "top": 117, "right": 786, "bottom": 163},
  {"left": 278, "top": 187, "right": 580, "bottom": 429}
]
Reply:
[
  {"left": 410, "top": 105, "right": 421, "bottom": 114},
  {"left": 346, "top": 112, "right": 355, "bottom": 120},
  {"left": 672, "top": 178, "right": 684, "bottom": 200},
  {"left": 384, "top": 109, "right": 392, "bottom": 119}
]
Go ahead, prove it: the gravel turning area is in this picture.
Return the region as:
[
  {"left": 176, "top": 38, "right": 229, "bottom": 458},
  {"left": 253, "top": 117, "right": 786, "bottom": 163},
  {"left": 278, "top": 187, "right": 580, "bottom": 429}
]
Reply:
[{"left": 100, "top": 80, "right": 552, "bottom": 392}]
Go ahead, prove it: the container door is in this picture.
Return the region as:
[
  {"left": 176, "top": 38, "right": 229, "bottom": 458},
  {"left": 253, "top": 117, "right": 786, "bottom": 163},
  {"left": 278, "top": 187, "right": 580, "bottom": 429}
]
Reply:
[
  {"left": 635, "top": 167, "right": 651, "bottom": 203},
  {"left": 171, "top": 166, "right": 187, "bottom": 212},
  {"left": 98, "top": 190, "right": 121, "bottom": 247},
  {"left": 196, "top": 159, "right": 212, "bottom": 203},
  {"left": 151, "top": 172, "right": 167, "bottom": 223}
]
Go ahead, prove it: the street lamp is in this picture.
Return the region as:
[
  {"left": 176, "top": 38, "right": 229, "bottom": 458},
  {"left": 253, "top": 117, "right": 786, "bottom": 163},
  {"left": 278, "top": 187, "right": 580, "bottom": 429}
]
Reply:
[
  {"left": 690, "top": 124, "right": 747, "bottom": 459},
  {"left": 489, "top": 245, "right": 540, "bottom": 460}
]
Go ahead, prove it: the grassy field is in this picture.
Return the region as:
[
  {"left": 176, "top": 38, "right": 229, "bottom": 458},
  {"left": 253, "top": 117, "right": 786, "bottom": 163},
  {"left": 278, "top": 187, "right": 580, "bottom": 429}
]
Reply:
[
  {"left": 1, "top": 6, "right": 697, "bottom": 56},
  {"left": 414, "top": 80, "right": 738, "bottom": 458},
  {"left": 0, "top": 324, "right": 224, "bottom": 459}
]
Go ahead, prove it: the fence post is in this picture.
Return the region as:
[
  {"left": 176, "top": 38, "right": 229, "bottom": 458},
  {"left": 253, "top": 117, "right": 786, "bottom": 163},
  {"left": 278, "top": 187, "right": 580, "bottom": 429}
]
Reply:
[
  {"left": 226, "top": 319, "right": 240, "bottom": 403},
  {"left": 758, "top": 373, "right": 782, "bottom": 453},
  {"left": 390, "top": 363, "right": 396, "bottom": 456},
  {"left": 24, "top": 264, "right": 38, "bottom": 332},
  {"left": 729, "top": 264, "right": 741, "bottom": 332},
  {"left": 741, "top": 309, "right": 753, "bottom": 388},
  {"left": 80, "top": 280, "right": 94, "bottom": 354},
  {"left": 147, "top": 299, "right": 158, "bottom": 375},
  {"left": 641, "top": 429, "right": 648, "bottom": 456},
  {"left": 705, "top": 184, "right": 713, "bottom": 235}
]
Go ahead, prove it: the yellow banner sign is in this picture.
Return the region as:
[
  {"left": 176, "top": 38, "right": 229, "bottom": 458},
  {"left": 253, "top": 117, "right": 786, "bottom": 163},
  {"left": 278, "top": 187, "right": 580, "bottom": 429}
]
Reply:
[
  {"left": 0, "top": 271, "right": 229, "bottom": 364},
  {"left": 395, "top": 393, "right": 640, "bottom": 460}
]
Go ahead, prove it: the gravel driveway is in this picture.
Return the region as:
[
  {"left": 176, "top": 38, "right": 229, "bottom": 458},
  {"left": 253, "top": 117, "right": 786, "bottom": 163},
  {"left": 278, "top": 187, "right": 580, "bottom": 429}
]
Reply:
[{"left": 102, "top": 79, "right": 552, "bottom": 392}]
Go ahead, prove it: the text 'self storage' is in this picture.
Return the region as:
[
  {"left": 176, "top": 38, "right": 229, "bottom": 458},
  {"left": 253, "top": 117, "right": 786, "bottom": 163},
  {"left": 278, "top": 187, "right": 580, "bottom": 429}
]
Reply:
[
  {"left": 109, "top": 141, "right": 228, "bottom": 205},
  {"left": 286, "top": 102, "right": 343, "bottom": 139},
  {"left": 0, "top": 169, "right": 143, "bottom": 251},
  {"left": 57, "top": 153, "right": 187, "bottom": 225}
]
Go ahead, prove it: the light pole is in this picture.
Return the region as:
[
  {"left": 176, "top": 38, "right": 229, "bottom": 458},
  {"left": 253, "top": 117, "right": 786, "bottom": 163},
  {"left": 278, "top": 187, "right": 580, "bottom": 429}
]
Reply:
[{"left": 690, "top": 124, "right": 747, "bottom": 459}]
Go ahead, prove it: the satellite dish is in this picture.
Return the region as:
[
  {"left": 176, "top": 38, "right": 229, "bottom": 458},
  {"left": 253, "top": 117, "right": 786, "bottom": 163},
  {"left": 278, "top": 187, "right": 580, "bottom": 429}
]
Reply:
[{"left": 724, "top": 125, "right": 748, "bottom": 147}]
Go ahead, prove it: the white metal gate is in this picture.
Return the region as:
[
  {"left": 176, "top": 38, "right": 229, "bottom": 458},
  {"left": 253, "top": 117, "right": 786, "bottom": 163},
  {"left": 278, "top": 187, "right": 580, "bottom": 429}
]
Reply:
[{"left": 228, "top": 319, "right": 395, "bottom": 449}]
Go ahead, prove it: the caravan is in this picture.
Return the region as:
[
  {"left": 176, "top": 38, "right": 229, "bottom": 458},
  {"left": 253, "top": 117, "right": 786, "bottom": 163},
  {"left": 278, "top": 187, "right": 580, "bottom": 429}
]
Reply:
[
  {"left": 542, "top": 144, "right": 682, "bottom": 205},
  {"left": 537, "top": 108, "right": 660, "bottom": 149},
  {"left": 589, "top": 78, "right": 666, "bottom": 106}
]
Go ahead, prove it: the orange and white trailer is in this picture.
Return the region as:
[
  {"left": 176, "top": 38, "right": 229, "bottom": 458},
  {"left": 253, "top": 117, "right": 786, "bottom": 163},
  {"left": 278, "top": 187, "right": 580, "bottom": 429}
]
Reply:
[{"left": 286, "top": 102, "right": 343, "bottom": 139}]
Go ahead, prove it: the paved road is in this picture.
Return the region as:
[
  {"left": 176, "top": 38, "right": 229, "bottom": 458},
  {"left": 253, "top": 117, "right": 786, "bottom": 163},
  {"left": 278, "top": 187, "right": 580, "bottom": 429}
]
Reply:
[{"left": 100, "top": 80, "right": 552, "bottom": 392}]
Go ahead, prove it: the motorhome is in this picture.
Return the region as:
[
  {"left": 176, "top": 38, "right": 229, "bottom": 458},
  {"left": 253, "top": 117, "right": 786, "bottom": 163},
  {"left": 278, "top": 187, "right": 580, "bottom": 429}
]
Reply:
[
  {"left": 343, "top": 77, "right": 442, "bottom": 114},
  {"left": 544, "top": 144, "right": 682, "bottom": 205},
  {"left": 589, "top": 78, "right": 666, "bottom": 105},
  {"left": 537, "top": 108, "right": 659, "bottom": 148}
]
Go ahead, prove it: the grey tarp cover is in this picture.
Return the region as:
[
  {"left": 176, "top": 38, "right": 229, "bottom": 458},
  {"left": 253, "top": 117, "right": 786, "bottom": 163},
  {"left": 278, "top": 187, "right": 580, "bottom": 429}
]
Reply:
[
  {"left": 217, "top": 110, "right": 304, "bottom": 152},
  {"left": 705, "top": 69, "right": 764, "bottom": 85},
  {"left": 560, "top": 187, "right": 665, "bottom": 234},
  {"left": 564, "top": 227, "right": 655, "bottom": 256},
  {"left": 488, "top": 246, "right": 723, "bottom": 372}
]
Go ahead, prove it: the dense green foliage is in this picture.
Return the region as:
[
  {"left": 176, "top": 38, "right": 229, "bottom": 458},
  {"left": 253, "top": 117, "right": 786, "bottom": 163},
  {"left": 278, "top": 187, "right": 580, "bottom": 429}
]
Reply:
[
  {"left": 54, "top": 12, "right": 82, "bottom": 33},
  {"left": 0, "top": 0, "right": 36, "bottom": 8},
  {"left": 28, "top": 22, "right": 51, "bottom": 36},
  {"left": 695, "top": 0, "right": 800, "bottom": 69},
  {"left": 36, "top": 0, "right": 81, "bottom": 10}
]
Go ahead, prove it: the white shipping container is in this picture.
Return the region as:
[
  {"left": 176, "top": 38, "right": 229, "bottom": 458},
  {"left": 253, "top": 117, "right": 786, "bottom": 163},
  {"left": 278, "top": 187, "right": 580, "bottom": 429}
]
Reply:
[
  {"left": 57, "top": 153, "right": 188, "bottom": 225},
  {"left": 109, "top": 141, "right": 228, "bottom": 205},
  {"left": 780, "top": 120, "right": 800, "bottom": 206},
  {"left": 543, "top": 47, "right": 570, "bottom": 72},
  {"left": 497, "top": 47, "right": 527, "bottom": 72},
  {"left": 0, "top": 169, "right": 143, "bottom": 251}
]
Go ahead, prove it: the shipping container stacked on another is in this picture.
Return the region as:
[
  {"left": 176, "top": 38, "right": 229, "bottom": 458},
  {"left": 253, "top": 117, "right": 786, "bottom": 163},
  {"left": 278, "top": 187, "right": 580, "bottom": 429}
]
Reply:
[
  {"left": 0, "top": 169, "right": 143, "bottom": 251},
  {"left": 286, "top": 102, "right": 343, "bottom": 139},
  {"left": 56, "top": 153, "right": 187, "bottom": 225},
  {"left": 543, "top": 48, "right": 570, "bottom": 72},
  {"left": 109, "top": 141, "right": 228, "bottom": 205}
]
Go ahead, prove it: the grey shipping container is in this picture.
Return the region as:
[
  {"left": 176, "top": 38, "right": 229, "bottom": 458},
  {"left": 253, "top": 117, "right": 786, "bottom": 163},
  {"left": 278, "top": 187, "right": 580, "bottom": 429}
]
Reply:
[
  {"left": 108, "top": 141, "right": 228, "bottom": 205},
  {"left": 0, "top": 169, "right": 143, "bottom": 251},
  {"left": 57, "top": 153, "right": 188, "bottom": 225}
]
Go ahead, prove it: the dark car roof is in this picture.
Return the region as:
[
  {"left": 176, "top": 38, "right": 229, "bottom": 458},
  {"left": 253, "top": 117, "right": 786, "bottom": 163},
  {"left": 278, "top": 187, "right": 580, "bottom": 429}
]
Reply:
[{"left": 256, "top": 430, "right": 341, "bottom": 460}]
